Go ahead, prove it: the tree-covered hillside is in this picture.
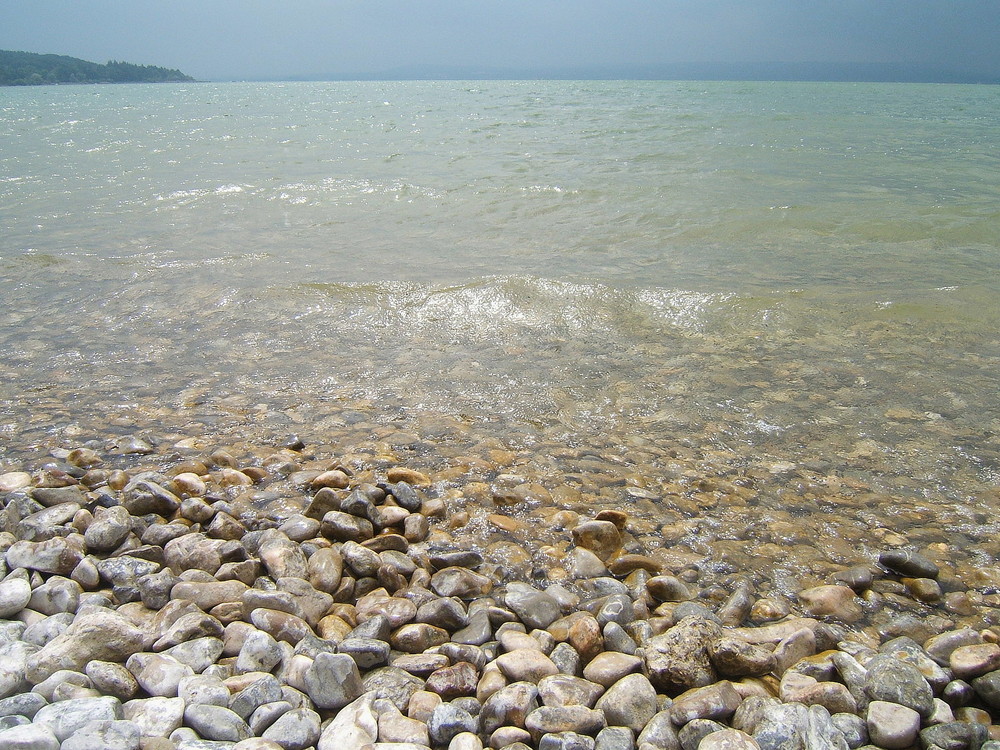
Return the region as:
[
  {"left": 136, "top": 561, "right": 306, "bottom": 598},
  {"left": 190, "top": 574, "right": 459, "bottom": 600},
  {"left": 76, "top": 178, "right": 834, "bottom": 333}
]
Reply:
[{"left": 0, "top": 50, "right": 195, "bottom": 86}]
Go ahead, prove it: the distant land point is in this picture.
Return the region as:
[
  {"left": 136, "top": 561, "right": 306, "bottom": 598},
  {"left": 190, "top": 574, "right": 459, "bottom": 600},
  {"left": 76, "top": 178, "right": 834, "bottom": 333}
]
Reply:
[{"left": 0, "top": 49, "right": 194, "bottom": 86}]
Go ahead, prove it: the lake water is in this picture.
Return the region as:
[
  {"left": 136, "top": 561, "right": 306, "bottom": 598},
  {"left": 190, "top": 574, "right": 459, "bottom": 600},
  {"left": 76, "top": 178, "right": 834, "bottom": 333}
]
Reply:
[{"left": 2, "top": 80, "right": 999, "bottom": 592}]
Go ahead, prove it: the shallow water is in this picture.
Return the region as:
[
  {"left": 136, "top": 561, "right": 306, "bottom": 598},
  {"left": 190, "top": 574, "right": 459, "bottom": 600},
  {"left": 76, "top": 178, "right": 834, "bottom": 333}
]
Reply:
[{"left": 2, "top": 80, "right": 999, "bottom": 594}]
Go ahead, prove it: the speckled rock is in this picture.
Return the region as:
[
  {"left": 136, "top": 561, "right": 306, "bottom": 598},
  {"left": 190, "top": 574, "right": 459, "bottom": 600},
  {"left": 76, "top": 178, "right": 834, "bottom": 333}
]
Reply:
[
  {"left": 594, "top": 673, "right": 657, "bottom": 733},
  {"left": 644, "top": 616, "right": 722, "bottom": 692},
  {"left": 863, "top": 655, "right": 935, "bottom": 718}
]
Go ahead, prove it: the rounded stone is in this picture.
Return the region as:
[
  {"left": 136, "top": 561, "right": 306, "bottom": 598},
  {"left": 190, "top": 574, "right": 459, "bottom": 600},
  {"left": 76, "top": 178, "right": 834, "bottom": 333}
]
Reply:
[
  {"left": 863, "top": 655, "right": 934, "bottom": 719},
  {"left": 594, "top": 673, "right": 657, "bottom": 733},
  {"left": 184, "top": 704, "right": 252, "bottom": 742},
  {"left": 796, "top": 585, "right": 862, "bottom": 624},
  {"left": 305, "top": 652, "right": 363, "bottom": 710},
  {"left": 261, "top": 707, "right": 322, "bottom": 750},
  {"left": 698, "top": 728, "right": 761, "bottom": 750},
  {"left": 0, "top": 576, "right": 32, "bottom": 619},
  {"left": 866, "top": 701, "right": 920, "bottom": 750},
  {"left": 571, "top": 521, "right": 622, "bottom": 563},
  {"left": 33, "top": 695, "right": 123, "bottom": 742},
  {"left": 581, "top": 651, "right": 642, "bottom": 688},
  {"left": 496, "top": 648, "right": 560, "bottom": 683},
  {"left": 506, "top": 583, "right": 562, "bottom": 630},
  {"left": 879, "top": 549, "right": 939, "bottom": 579},
  {"left": 950, "top": 643, "right": 1000, "bottom": 680}
]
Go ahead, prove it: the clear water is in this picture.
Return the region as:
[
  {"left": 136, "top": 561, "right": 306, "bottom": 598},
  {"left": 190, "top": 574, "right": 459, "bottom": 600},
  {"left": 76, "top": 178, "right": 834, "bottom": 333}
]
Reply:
[{"left": 2, "top": 80, "right": 999, "bottom": 582}]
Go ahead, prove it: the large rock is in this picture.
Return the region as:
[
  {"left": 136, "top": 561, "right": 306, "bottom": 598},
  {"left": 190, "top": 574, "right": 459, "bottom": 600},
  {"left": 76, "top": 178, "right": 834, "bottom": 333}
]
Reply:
[
  {"left": 866, "top": 700, "right": 920, "bottom": 750},
  {"left": 305, "top": 652, "right": 363, "bottom": 710},
  {"left": 571, "top": 521, "right": 622, "bottom": 562},
  {"left": 644, "top": 616, "right": 722, "bottom": 692},
  {"left": 25, "top": 609, "right": 147, "bottom": 684},
  {"left": 863, "top": 655, "right": 935, "bottom": 719},
  {"left": 120, "top": 479, "right": 179, "bottom": 517},
  {"left": 0, "top": 723, "right": 60, "bottom": 750},
  {"left": 5, "top": 538, "right": 84, "bottom": 576},
  {"left": 60, "top": 719, "right": 141, "bottom": 750},
  {"left": 594, "top": 673, "right": 657, "bottom": 733},
  {"left": 505, "top": 583, "right": 563, "bottom": 630},
  {"left": 121, "top": 695, "right": 185, "bottom": 737},
  {"left": 0, "top": 575, "right": 32, "bottom": 619},
  {"left": 316, "top": 692, "right": 377, "bottom": 750},
  {"left": 33, "top": 695, "right": 123, "bottom": 742}
]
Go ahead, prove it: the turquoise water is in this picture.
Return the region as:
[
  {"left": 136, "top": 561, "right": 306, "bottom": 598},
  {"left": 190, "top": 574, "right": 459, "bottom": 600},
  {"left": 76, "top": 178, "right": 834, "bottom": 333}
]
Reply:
[{"left": 1, "top": 81, "right": 999, "bottom": 574}]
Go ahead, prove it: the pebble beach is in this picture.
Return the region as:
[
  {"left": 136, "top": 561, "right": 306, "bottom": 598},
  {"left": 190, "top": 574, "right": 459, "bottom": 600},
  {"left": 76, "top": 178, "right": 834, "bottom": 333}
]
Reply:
[
  {"left": 2, "top": 79, "right": 1000, "bottom": 749},
  {"left": 1, "top": 424, "right": 1000, "bottom": 750}
]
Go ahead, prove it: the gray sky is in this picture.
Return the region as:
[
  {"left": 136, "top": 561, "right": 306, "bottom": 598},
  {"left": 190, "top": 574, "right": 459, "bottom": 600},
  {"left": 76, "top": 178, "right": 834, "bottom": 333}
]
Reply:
[{"left": 2, "top": 1, "right": 999, "bottom": 82}]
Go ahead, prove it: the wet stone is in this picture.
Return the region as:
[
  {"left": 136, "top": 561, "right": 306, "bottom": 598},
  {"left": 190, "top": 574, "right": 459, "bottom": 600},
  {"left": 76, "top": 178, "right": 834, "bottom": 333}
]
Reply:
[
  {"left": 971, "top": 670, "right": 1000, "bottom": 709},
  {"left": 481, "top": 682, "right": 540, "bottom": 735},
  {"left": 708, "top": 636, "right": 776, "bottom": 678},
  {"left": 865, "top": 656, "right": 934, "bottom": 717},
  {"left": 646, "top": 575, "right": 692, "bottom": 603},
  {"left": 950, "top": 642, "right": 1000, "bottom": 680},
  {"left": 669, "top": 681, "right": 743, "bottom": 726},
  {"left": 391, "top": 622, "right": 450, "bottom": 653},
  {"left": 507, "top": 582, "right": 563, "bottom": 630},
  {"left": 538, "top": 675, "right": 605, "bottom": 709},
  {"left": 425, "top": 661, "right": 479, "bottom": 700},
  {"left": 497, "top": 648, "right": 560, "bottom": 683},
  {"left": 431, "top": 567, "right": 493, "bottom": 599},
  {"left": 571, "top": 521, "right": 622, "bottom": 562},
  {"left": 879, "top": 549, "right": 939, "bottom": 579},
  {"left": 752, "top": 702, "right": 808, "bottom": 750},
  {"left": 582, "top": 652, "right": 641, "bottom": 688}
]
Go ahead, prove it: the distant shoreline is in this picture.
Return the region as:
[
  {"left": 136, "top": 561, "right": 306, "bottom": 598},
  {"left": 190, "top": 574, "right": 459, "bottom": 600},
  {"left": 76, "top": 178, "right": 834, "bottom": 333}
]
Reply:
[{"left": 0, "top": 49, "right": 194, "bottom": 86}]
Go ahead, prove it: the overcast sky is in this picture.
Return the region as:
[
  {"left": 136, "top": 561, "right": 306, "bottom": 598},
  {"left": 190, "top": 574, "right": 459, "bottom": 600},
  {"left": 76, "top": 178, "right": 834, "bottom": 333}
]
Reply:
[{"left": 2, "top": 1, "right": 999, "bottom": 82}]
